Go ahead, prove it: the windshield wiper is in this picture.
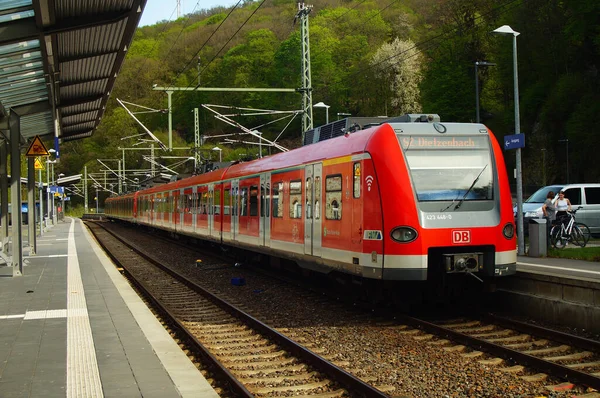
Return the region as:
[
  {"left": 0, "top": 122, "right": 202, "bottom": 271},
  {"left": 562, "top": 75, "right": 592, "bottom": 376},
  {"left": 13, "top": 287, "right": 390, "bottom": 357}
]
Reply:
[
  {"left": 440, "top": 194, "right": 460, "bottom": 212},
  {"left": 454, "top": 164, "right": 488, "bottom": 211}
]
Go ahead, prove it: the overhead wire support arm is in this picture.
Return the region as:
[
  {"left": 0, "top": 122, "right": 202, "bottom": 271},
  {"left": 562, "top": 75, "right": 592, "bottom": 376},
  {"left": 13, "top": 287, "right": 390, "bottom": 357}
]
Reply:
[
  {"left": 151, "top": 86, "right": 297, "bottom": 92},
  {"left": 116, "top": 98, "right": 167, "bottom": 151},
  {"left": 202, "top": 104, "right": 289, "bottom": 153}
]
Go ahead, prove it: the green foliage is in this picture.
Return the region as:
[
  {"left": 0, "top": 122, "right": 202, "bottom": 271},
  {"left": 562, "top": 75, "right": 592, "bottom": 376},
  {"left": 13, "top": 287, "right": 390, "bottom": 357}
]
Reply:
[
  {"left": 55, "top": 0, "right": 600, "bottom": 191},
  {"left": 66, "top": 204, "right": 86, "bottom": 218},
  {"left": 129, "top": 38, "right": 160, "bottom": 58}
]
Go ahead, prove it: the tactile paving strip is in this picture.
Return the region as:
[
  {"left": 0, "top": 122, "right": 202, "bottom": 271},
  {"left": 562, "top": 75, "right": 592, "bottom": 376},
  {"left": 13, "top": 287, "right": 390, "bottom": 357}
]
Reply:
[{"left": 66, "top": 220, "right": 104, "bottom": 398}]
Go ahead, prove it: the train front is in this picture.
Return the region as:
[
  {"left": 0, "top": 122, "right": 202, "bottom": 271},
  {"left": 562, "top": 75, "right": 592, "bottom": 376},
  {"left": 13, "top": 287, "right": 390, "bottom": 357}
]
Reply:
[{"left": 379, "top": 120, "right": 517, "bottom": 282}]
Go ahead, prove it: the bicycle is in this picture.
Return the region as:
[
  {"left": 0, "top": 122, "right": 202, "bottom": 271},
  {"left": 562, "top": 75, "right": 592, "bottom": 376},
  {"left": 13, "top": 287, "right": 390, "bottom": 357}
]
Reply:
[{"left": 549, "top": 207, "right": 591, "bottom": 249}]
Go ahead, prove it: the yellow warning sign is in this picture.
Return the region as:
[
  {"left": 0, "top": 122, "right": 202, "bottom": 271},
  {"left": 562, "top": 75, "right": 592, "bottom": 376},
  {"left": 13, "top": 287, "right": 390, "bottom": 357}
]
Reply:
[
  {"left": 34, "top": 157, "right": 45, "bottom": 170},
  {"left": 26, "top": 136, "right": 49, "bottom": 157}
]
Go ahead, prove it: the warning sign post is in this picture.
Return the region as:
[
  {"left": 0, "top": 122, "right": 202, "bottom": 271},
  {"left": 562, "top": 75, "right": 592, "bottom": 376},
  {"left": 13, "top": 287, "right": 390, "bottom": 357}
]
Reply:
[{"left": 26, "top": 136, "right": 49, "bottom": 157}]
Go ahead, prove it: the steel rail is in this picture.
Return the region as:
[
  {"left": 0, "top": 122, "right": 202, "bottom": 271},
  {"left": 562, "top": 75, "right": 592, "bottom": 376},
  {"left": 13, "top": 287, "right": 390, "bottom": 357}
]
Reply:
[
  {"left": 87, "top": 221, "right": 387, "bottom": 398},
  {"left": 395, "top": 313, "right": 600, "bottom": 390},
  {"left": 86, "top": 222, "right": 253, "bottom": 397}
]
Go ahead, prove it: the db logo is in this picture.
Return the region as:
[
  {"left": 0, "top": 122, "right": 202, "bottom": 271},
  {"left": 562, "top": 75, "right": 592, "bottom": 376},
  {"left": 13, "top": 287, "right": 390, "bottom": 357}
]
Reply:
[{"left": 452, "top": 230, "right": 471, "bottom": 244}]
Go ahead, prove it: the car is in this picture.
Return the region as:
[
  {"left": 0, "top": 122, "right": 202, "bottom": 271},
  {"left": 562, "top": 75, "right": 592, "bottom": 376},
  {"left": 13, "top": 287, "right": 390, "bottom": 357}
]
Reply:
[{"left": 515, "top": 184, "right": 600, "bottom": 235}]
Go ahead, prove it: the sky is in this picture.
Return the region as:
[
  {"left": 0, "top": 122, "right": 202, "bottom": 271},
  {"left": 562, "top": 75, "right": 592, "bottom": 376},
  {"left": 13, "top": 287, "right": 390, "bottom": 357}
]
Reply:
[{"left": 139, "top": 0, "right": 240, "bottom": 27}]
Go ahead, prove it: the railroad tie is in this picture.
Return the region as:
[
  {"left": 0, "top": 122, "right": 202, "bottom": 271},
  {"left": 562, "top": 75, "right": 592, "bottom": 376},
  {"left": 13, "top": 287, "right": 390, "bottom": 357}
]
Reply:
[
  {"left": 523, "top": 344, "right": 570, "bottom": 355},
  {"left": 249, "top": 380, "right": 332, "bottom": 395},
  {"left": 545, "top": 351, "right": 592, "bottom": 362},
  {"left": 521, "top": 373, "right": 548, "bottom": 382}
]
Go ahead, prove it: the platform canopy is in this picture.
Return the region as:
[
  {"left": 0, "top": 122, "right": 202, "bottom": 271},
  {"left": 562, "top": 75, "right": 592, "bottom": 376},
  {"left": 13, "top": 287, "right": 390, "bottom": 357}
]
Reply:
[{"left": 0, "top": 0, "right": 146, "bottom": 142}]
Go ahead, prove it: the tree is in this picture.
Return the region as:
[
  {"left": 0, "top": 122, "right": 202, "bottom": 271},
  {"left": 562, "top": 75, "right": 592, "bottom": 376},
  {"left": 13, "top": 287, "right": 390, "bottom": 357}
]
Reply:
[{"left": 370, "top": 38, "right": 423, "bottom": 116}]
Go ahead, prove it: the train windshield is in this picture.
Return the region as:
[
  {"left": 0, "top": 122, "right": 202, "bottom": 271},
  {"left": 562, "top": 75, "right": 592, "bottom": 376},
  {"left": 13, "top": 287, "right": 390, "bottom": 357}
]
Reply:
[{"left": 399, "top": 135, "right": 493, "bottom": 203}]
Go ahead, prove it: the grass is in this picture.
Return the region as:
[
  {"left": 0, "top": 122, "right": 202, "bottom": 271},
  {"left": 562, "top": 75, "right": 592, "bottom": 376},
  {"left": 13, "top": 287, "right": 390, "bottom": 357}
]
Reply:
[{"left": 547, "top": 243, "right": 600, "bottom": 262}]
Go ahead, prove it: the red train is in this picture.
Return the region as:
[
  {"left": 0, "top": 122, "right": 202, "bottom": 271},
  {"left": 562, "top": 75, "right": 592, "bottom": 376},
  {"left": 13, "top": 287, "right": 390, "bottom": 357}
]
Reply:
[{"left": 105, "top": 115, "right": 516, "bottom": 283}]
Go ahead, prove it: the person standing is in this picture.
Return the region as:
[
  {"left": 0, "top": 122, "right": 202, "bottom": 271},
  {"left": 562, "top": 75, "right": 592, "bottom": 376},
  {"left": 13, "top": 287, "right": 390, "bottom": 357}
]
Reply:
[
  {"left": 555, "top": 190, "right": 572, "bottom": 224},
  {"left": 542, "top": 191, "right": 556, "bottom": 248}
]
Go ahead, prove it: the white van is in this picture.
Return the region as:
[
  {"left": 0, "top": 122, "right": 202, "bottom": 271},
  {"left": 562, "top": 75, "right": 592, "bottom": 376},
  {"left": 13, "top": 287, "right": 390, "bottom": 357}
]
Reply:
[{"left": 517, "top": 184, "right": 600, "bottom": 234}]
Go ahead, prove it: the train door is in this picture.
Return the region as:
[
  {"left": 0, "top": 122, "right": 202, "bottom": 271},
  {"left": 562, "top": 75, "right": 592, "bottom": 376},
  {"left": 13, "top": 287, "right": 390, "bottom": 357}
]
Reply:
[
  {"left": 260, "top": 173, "right": 270, "bottom": 247},
  {"left": 208, "top": 184, "right": 214, "bottom": 237},
  {"left": 304, "top": 164, "right": 323, "bottom": 256},
  {"left": 231, "top": 180, "right": 239, "bottom": 241},
  {"left": 196, "top": 185, "right": 208, "bottom": 234},
  {"left": 212, "top": 183, "right": 222, "bottom": 241},
  {"left": 222, "top": 182, "right": 232, "bottom": 242},
  {"left": 172, "top": 189, "right": 180, "bottom": 230}
]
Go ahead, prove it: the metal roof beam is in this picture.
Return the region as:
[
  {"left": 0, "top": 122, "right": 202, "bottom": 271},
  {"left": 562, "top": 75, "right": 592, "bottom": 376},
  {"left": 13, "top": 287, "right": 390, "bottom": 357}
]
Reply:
[
  {"left": 61, "top": 106, "right": 102, "bottom": 118},
  {"left": 60, "top": 49, "right": 119, "bottom": 63},
  {"left": 58, "top": 94, "right": 103, "bottom": 109},
  {"left": 60, "top": 75, "right": 111, "bottom": 88},
  {"left": 43, "top": 10, "right": 131, "bottom": 36},
  {"left": 11, "top": 100, "right": 51, "bottom": 116}
]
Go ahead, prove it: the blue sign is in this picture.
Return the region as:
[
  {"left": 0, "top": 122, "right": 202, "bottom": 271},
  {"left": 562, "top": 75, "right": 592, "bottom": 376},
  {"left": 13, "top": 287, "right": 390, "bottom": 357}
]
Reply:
[
  {"left": 49, "top": 186, "right": 64, "bottom": 194},
  {"left": 54, "top": 137, "right": 60, "bottom": 158},
  {"left": 504, "top": 133, "right": 525, "bottom": 150}
]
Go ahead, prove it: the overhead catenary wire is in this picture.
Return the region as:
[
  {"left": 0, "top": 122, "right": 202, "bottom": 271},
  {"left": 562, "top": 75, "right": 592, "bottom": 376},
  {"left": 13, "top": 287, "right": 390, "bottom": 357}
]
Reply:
[{"left": 164, "top": 0, "right": 245, "bottom": 92}]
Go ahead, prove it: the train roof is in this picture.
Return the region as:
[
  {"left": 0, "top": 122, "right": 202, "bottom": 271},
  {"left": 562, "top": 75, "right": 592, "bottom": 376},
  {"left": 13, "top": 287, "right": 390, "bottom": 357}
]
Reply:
[
  {"left": 221, "top": 124, "right": 385, "bottom": 180},
  {"left": 122, "top": 123, "right": 388, "bottom": 197}
]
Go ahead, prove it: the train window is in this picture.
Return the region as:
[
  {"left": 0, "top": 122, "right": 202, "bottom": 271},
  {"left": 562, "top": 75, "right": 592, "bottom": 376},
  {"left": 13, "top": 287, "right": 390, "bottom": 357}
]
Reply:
[
  {"left": 353, "top": 162, "right": 361, "bottom": 198},
  {"left": 325, "top": 175, "right": 342, "bottom": 220},
  {"left": 192, "top": 191, "right": 198, "bottom": 214},
  {"left": 265, "top": 183, "right": 270, "bottom": 218},
  {"left": 315, "top": 176, "right": 321, "bottom": 219},
  {"left": 214, "top": 189, "right": 221, "bottom": 215},
  {"left": 232, "top": 186, "right": 238, "bottom": 216},
  {"left": 224, "top": 189, "right": 231, "bottom": 215},
  {"left": 289, "top": 180, "right": 302, "bottom": 219},
  {"left": 186, "top": 194, "right": 192, "bottom": 213},
  {"left": 272, "top": 182, "right": 282, "bottom": 218},
  {"left": 261, "top": 183, "right": 270, "bottom": 217},
  {"left": 306, "top": 177, "right": 312, "bottom": 219},
  {"left": 240, "top": 188, "right": 248, "bottom": 216},
  {"left": 249, "top": 186, "right": 258, "bottom": 216}
]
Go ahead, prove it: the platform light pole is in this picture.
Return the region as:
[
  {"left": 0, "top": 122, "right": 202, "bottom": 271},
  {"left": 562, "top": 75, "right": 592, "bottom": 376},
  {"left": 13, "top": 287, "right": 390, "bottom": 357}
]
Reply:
[
  {"left": 558, "top": 139, "right": 569, "bottom": 183},
  {"left": 541, "top": 148, "right": 546, "bottom": 186},
  {"left": 493, "top": 25, "right": 524, "bottom": 255},
  {"left": 313, "top": 102, "right": 330, "bottom": 124},
  {"left": 212, "top": 146, "right": 222, "bottom": 162},
  {"left": 474, "top": 61, "right": 496, "bottom": 123}
]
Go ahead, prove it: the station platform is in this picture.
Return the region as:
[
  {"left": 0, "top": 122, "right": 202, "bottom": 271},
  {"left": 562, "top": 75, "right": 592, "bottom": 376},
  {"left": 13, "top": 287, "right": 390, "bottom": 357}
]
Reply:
[{"left": 0, "top": 218, "right": 219, "bottom": 398}]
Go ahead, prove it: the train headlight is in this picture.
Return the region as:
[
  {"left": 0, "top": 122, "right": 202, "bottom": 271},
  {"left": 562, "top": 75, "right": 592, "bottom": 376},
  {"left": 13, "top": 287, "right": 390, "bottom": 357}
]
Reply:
[
  {"left": 390, "top": 227, "right": 418, "bottom": 243},
  {"left": 503, "top": 223, "right": 515, "bottom": 239}
]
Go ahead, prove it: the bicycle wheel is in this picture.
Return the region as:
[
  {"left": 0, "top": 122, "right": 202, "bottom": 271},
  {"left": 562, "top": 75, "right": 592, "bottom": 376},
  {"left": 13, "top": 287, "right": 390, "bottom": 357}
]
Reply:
[
  {"left": 550, "top": 226, "right": 566, "bottom": 249},
  {"left": 576, "top": 223, "right": 591, "bottom": 245},
  {"left": 571, "top": 226, "right": 586, "bottom": 247}
]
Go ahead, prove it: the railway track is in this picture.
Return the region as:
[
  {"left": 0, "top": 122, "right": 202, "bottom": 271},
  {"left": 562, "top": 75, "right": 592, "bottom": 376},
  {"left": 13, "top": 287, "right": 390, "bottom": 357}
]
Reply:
[
  {"left": 85, "top": 221, "right": 387, "bottom": 398},
  {"left": 91, "top": 220, "right": 600, "bottom": 396},
  {"left": 386, "top": 313, "right": 600, "bottom": 391}
]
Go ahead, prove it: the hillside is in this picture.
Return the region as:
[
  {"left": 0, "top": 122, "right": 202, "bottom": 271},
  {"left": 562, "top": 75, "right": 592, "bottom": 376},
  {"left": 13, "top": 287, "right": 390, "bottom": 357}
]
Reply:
[{"left": 60, "top": 0, "right": 600, "bottom": 195}]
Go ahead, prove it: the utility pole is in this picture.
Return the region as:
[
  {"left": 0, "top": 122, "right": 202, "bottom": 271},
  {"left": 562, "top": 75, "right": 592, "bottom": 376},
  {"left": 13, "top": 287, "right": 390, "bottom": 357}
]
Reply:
[
  {"left": 296, "top": 1, "right": 314, "bottom": 140},
  {"left": 194, "top": 108, "right": 201, "bottom": 173},
  {"left": 84, "top": 166, "right": 88, "bottom": 212}
]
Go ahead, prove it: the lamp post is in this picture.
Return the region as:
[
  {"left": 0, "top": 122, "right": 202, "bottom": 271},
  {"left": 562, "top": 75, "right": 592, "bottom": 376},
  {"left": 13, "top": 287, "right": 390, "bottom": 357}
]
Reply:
[
  {"left": 492, "top": 24, "right": 524, "bottom": 255},
  {"left": 313, "top": 102, "right": 330, "bottom": 124},
  {"left": 558, "top": 139, "right": 569, "bottom": 183},
  {"left": 541, "top": 149, "right": 546, "bottom": 186},
  {"left": 46, "top": 148, "right": 56, "bottom": 225},
  {"left": 95, "top": 184, "right": 99, "bottom": 213},
  {"left": 58, "top": 173, "right": 65, "bottom": 220},
  {"left": 212, "top": 146, "right": 222, "bottom": 162},
  {"left": 474, "top": 61, "right": 496, "bottom": 123}
]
